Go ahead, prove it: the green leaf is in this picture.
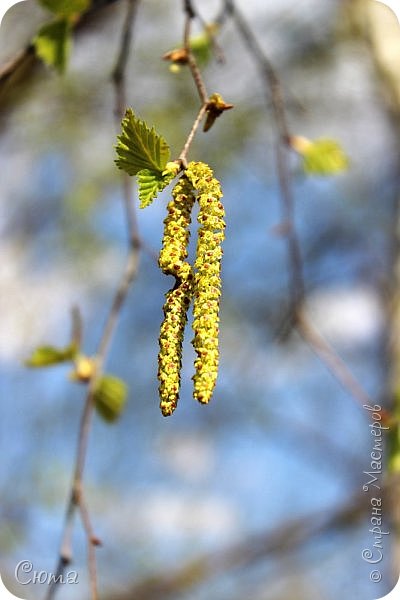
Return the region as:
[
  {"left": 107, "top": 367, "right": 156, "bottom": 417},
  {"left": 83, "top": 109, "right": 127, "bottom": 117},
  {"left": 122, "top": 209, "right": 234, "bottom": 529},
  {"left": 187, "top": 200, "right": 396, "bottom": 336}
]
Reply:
[
  {"left": 138, "top": 170, "right": 166, "bottom": 209},
  {"left": 115, "top": 108, "right": 170, "bottom": 177},
  {"left": 33, "top": 19, "right": 72, "bottom": 74},
  {"left": 25, "top": 344, "right": 77, "bottom": 367},
  {"left": 190, "top": 32, "right": 212, "bottom": 65},
  {"left": 94, "top": 375, "right": 128, "bottom": 423},
  {"left": 39, "top": 0, "right": 90, "bottom": 17},
  {"left": 137, "top": 165, "right": 177, "bottom": 209},
  {"left": 387, "top": 400, "right": 400, "bottom": 473},
  {"left": 388, "top": 446, "right": 400, "bottom": 473},
  {"left": 302, "top": 138, "right": 349, "bottom": 176}
]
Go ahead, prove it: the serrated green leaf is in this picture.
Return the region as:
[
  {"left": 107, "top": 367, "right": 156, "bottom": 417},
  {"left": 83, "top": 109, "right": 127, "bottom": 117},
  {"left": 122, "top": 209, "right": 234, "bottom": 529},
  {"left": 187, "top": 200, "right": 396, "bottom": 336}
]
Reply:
[
  {"left": 33, "top": 19, "right": 71, "bottom": 74},
  {"left": 302, "top": 138, "right": 349, "bottom": 176},
  {"left": 137, "top": 168, "right": 177, "bottom": 209},
  {"left": 25, "top": 344, "right": 78, "bottom": 367},
  {"left": 115, "top": 108, "right": 170, "bottom": 177},
  {"left": 39, "top": 0, "right": 90, "bottom": 17},
  {"left": 94, "top": 375, "right": 128, "bottom": 423}
]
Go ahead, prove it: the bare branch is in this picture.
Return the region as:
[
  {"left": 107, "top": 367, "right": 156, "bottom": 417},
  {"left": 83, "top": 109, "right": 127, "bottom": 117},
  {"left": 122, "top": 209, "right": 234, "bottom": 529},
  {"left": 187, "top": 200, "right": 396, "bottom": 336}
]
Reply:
[
  {"left": 174, "top": 0, "right": 223, "bottom": 166},
  {"left": 228, "top": 0, "right": 380, "bottom": 417},
  {"left": 0, "top": 1, "right": 122, "bottom": 96},
  {"left": 111, "top": 489, "right": 371, "bottom": 600},
  {"left": 47, "top": 2, "right": 141, "bottom": 599},
  {"left": 228, "top": 2, "right": 301, "bottom": 313},
  {"left": 0, "top": 46, "right": 34, "bottom": 88},
  {"left": 70, "top": 305, "right": 83, "bottom": 349},
  {"left": 178, "top": 103, "right": 207, "bottom": 167},
  {"left": 182, "top": 1, "right": 208, "bottom": 104},
  {"left": 296, "top": 310, "right": 391, "bottom": 424},
  {"left": 112, "top": 0, "right": 139, "bottom": 116}
]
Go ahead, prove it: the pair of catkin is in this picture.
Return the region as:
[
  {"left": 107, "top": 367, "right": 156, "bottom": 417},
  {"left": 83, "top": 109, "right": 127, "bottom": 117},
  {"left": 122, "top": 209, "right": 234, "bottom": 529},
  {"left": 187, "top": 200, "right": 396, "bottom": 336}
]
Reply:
[{"left": 157, "top": 161, "right": 225, "bottom": 416}]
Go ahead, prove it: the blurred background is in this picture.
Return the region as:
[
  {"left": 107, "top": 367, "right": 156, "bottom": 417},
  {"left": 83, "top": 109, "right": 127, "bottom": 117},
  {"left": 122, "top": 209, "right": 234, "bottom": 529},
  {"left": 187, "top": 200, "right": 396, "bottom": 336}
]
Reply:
[{"left": 0, "top": 0, "right": 399, "bottom": 598}]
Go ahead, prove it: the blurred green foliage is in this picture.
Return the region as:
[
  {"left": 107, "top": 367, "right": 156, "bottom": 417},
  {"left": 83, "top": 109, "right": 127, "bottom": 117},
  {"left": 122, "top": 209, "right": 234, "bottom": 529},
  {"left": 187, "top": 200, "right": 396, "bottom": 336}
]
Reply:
[
  {"left": 94, "top": 374, "right": 128, "bottom": 422},
  {"left": 33, "top": 19, "right": 71, "bottom": 74}
]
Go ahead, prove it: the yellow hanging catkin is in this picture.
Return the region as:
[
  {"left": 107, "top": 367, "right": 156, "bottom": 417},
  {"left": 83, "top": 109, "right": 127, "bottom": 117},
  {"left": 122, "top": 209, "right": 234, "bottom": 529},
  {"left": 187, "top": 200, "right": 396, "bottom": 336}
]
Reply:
[
  {"left": 157, "top": 176, "right": 195, "bottom": 416},
  {"left": 186, "top": 162, "right": 225, "bottom": 405}
]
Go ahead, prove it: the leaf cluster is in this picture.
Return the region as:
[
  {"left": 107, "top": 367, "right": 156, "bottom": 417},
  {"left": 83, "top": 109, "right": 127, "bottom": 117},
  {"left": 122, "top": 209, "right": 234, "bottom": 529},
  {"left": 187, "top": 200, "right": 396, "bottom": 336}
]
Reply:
[{"left": 25, "top": 339, "right": 127, "bottom": 423}]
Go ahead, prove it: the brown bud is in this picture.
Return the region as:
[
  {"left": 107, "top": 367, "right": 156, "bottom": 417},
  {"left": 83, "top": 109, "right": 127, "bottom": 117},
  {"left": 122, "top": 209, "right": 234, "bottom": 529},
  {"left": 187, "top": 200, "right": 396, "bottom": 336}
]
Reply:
[
  {"left": 204, "top": 93, "right": 234, "bottom": 132},
  {"left": 162, "top": 48, "right": 189, "bottom": 65}
]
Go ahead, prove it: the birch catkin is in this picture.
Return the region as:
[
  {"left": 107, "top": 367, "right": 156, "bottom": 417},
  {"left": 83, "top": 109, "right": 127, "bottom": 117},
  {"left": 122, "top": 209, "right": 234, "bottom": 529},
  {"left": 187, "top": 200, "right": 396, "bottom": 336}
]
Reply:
[
  {"left": 186, "top": 162, "right": 225, "bottom": 405},
  {"left": 157, "top": 176, "right": 195, "bottom": 416},
  {"left": 157, "top": 162, "right": 225, "bottom": 414}
]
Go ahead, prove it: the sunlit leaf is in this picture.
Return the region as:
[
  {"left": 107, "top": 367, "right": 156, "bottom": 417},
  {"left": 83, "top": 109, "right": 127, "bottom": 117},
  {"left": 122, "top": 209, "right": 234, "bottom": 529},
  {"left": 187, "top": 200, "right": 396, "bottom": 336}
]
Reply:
[
  {"left": 387, "top": 400, "right": 400, "bottom": 473},
  {"left": 25, "top": 344, "right": 77, "bottom": 367},
  {"left": 300, "top": 138, "right": 349, "bottom": 175},
  {"left": 190, "top": 32, "right": 212, "bottom": 65},
  {"left": 94, "top": 375, "right": 128, "bottom": 423},
  {"left": 33, "top": 19, "right": 72, "bottom": 74},
  {"left": 115, "top": 108, "right": 170, "bottom": 177},
  {"left": 138, "top": 163, "right": 178, "bottom": 209},
  {"left": 39, "top": 0, "right": 90, "bottom": 17},
  {"left": 388, "top": 447, "right": 400, "bottom": 473},
  {"left": 138, "top": 170, "right": 166, "bottom": 209}
]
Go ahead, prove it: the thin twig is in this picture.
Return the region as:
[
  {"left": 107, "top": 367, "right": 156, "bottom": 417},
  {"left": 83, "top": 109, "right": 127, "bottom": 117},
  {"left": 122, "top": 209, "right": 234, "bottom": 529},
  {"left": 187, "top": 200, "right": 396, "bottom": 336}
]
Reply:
[
  {"left": 189, "top": 2, "right": 225, "bottom": 64},
  {"left": 178, "top": 103, "right": 207, "bottom": 166},
  {"left": 296, "top": 310, "right": 391, "bottom": 424},
  {"left": 227, "top": 1, "right": 290, "bottom": 139},
  {"left": 111, "top": 488, "right": 372, "bottom": 600},
  {"left": 186, "top": 49, "right": 208, "bottom": 105},
  {"left": 70, "top": 305, "right": 83, "bottom": 349},
  {"left": 48, "top": 247, "right": 140, "bottom": 600},
  {"left": 0, "top": 46, "right": 34, "bottom": 87},
  {"left": 228, "top": 1, "right": 301, "bottom": 312},
  {"left": 183, "top": 0, "right": 208, "bottom": 104},
  {"left": 47, "top": 2, "right": 141, "bottom": 599},
  {"left": 46, "top": 491, "right": 75, "bottom": 600},
  {"left": 275, "top": 140, "right": 305, "bottom": 313},
  {"left": 174, "top": 0, "right": 213, "bottom": 166},
  {"left": 215, "top": 0, "right": 234, "bottom": 26},
  {"left": 76, "top": 483, "right": 101, "bottom": 600},
  {"left": 113, "top": 0, "right": 153, "bottom": 251},
  {"left": 98, "top": 248, "right": 140, "bottom": 360},
  {"left": 112, "top": 0, "right": 139, "bottom": 116},
  {"left": 228, "top": 0, "right": 380, "bottom": 416}
]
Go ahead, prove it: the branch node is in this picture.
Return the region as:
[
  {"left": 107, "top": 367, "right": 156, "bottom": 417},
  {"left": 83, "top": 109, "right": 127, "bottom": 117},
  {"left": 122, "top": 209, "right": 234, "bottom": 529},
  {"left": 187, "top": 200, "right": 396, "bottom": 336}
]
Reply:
[
  {"left": 91, "top": 536, "right": 103, "bottom": 547},
  {"left": 184, "top": 0, "right": 195, "bottom": 19},
  {"left": 60, "top": 553, "right": 72, "bottom": 566}
]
